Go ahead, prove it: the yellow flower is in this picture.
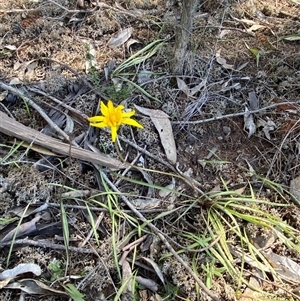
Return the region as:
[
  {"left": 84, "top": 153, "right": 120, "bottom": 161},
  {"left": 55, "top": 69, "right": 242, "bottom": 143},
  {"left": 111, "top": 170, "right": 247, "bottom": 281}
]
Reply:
[{"left": 88, "top": 100, "right": 143, "bottom": 142}]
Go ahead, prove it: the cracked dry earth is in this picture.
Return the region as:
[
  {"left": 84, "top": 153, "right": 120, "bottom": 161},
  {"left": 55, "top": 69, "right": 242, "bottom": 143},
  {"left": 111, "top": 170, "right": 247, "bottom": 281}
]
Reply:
[{"left": 1, "top": 0, "right": 300, "bottom": 300}]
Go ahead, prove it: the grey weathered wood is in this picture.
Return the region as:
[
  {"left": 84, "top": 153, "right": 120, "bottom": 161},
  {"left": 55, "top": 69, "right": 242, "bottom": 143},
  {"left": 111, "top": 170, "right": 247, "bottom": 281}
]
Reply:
[{"left": 0, "top": 111, "right": 126, "bottom": 169}]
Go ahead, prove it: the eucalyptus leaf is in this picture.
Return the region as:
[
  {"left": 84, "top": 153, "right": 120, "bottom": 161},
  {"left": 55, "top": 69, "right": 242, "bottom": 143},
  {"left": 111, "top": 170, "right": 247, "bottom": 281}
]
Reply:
[
  {"left": 135, "top": 105, "right": 177, "bottom": 164},
  {"left": 108, "top": 27, "right": 133, "bottom": 48}
]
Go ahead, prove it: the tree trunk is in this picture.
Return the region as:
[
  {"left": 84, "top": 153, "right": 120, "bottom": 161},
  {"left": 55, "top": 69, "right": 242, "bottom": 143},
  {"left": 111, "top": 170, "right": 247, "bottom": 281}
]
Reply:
[{"left": 172, "top": 0, "right": 199, "bottom": 74}]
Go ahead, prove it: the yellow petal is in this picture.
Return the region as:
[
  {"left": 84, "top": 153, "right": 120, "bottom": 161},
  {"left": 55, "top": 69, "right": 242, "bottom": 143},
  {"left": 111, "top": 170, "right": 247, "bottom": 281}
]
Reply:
[
  {"left": 121, "top": 110, "right": 135, "bottom": 118},
  {"left": 100, "top": 101, "right": 108, "bottom": 116},
  {"left": 122, "top": 118, "right": 143, "bottom": 128},
  {"left": 88, "top": 116, "right": 105, "bottom": 122},
  {"left": 110, "top": 126, "right": 118, "bottom": 142},
  {"left": 90, "top": 122, "right": 108, "bottom": 128},
  {"left": 116, "top": 104, "right": 125, "bottom": 112},
  {"left": 107, "top": 100, "right": 114, "bottom": 113}
]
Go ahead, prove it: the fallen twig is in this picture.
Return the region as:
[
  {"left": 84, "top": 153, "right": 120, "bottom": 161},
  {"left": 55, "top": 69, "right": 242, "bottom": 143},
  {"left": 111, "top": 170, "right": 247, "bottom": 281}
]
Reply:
[
  {"left": 119, "top": 235, "right": 148, "bottom": 265},
  {"left": 0, "top": 81, "right": 74, "bottom": 144},
  {"left": 173, "top": 101, "right": 300, "bottom": 125},
  {"left": 0, "top": 8, "right": 39, "bottom": 13},
  {"left": 118, "top": 135, "right": 205, "bottom": 193},
  {"left": 0, "top": 238, "right": 97, "bottom": 255},
  {"left": 26, "top": 86, "right": 89, "bottom": 124},
  {"left": 78, "top": 212, "right": 104, "bottom": 248},
  {"left": 0, "top": 111, "right": 126, "bottom": 169}
]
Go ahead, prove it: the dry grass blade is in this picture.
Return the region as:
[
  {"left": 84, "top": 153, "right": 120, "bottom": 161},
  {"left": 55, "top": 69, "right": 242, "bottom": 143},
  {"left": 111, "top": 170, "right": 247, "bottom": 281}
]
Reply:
[
  {"left": 201, "top": 183, "right": 300, "bottom": 297},
  {"left": 60, "top": 201, "right": 70, "bottom": 277},
  {"left": 5, "top": 202, "right": 31, "bottom": 267}
]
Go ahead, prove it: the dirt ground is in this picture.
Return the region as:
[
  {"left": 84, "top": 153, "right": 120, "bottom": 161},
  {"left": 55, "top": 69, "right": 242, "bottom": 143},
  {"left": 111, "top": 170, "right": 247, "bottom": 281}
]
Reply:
[{"left": 1, "top": 0, "right": 300, "bottom": 300}]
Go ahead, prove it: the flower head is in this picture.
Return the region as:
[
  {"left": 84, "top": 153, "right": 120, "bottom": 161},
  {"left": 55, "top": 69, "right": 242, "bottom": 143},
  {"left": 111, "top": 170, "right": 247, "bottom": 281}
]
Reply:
[{"left": 88, "top": 100, "right": 143, "bottom": 142}]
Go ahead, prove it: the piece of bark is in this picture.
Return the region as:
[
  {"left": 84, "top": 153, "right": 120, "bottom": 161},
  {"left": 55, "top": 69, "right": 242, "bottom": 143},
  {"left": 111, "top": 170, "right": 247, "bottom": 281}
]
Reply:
[{"left": 0, "top": 111, "right": 125, "bottom": 169}]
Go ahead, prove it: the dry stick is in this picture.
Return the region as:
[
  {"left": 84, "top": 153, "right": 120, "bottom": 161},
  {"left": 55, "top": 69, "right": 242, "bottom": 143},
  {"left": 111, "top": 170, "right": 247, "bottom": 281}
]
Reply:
[
  {"left": 172, "top": 101, "right": 300, "bottom": 125},
  {"left": 0, "top": 238, "right": 96, "bottom": 255},
  {"left": 47, "top": 202, "right": 167, "bottom": 213},
  {"left": 119, "top": 135, "right": 177, "bottom": 172},
  {"left": 0, "top": 111, "right": 125, "bottom": 169},
  {"left": 26, "top": 86, "right": 89, "bottom": 123},
  {"left": 78, "top": 212, "right": 104, "bottom": 248},
  {"left": 118, "top": 135, "right": 205, "bottom": 193},
  {"left": 119, "top": 235, "right": 148, "bottom": 266},
  {"left": 100, "top": 171, "right": 221, "bottom": 301},
  {"left": 47, "top": 0, "right": 93, "bottom": 13},
  {"left": 0, "top": 8, "right": 39, "bottom": 13},
  {"left": 0, "top": 81, "right": 76, "bottom": 145},
  {"left": 122, "top": 234, "right": 148, "bottom": 252}
]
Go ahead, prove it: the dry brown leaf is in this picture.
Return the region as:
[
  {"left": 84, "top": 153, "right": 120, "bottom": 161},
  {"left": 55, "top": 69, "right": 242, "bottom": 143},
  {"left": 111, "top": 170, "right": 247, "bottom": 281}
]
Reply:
[
  {"left": 3, "top": 45, "right": 17, "bottom": 51},
  {"left": 131, "top": 198, "right": 162, "bottom": 210},
  {"left": 136, "top": 276, "right": 158, "bottom": 292},
  {"left": 108, "top": 27, "right": 133, "bottom": 48},
  {"left": 142, "top": 257, "right": 165, "bottom": 285},
  {"left": 176, "top": 77, "right": 190, "bottom": 96},
  {"left": 216, "top": 49, "right": 235, "bottom": 70},
  {"left": 0, "top": 278, "right": 12, "bottom": 289},
  {"left": 0, "top": 263, "right": 42, "bottom": 280},
  {"left": 244, "top": 107, "right": 256, "bottom": 138},
  {"left": 176, "top": 77, "right": 205, "bottom": 97},
  {"left": 248, "top": 92, "right": 259, "bottom": 110},
  {"left": 5, "top": 279, "right": 67, "bottom": 295},
  {"left": 239, "top": 275, "right": 263, "bottom": 301},
  {"left": 1, "top": 215, "right": 41, "bottom": 242},
  {"left": 122, "top": 260, "right": 133, "bottom": 295},
  {"left": 257, "top": 118, "right": 276, "bottom": 140},
  {"left": 0, "top": 91, "right": 8, "bottom": 101},
  {"left": 135, "top": 105, "right": 177, "bottom": 164},
  {"left": 9, "top": 78, "right": 22, "bottom": 85},
  {"left": 247, "top": 24, "right": 265, "bottom": 33},
  {"left": 158, "top": 178, "right": 176, "bottom": 198},
  {"left": 9, "top": 202, "right": 48, "bottom": 218},
  {"left": 263, "top": 251, "right": 300, "bottom": 283}
]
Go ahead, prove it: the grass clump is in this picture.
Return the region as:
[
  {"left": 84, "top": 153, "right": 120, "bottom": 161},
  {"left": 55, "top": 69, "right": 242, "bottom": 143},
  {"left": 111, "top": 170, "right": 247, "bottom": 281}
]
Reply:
[{"left": 159, "top": 177, "right": 300, "bottom": 299}]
